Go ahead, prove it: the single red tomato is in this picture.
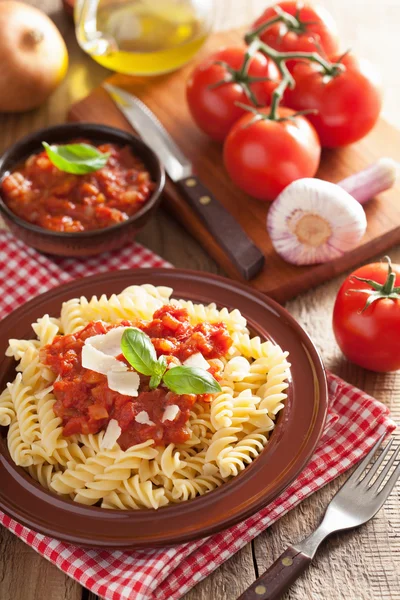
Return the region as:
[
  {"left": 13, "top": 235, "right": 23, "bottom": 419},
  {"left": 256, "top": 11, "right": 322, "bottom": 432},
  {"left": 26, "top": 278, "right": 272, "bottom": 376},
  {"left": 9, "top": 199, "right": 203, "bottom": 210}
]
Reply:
[
  {"left": 223, "top": 107, "right": 321, "bottom": 201},
  {"left": 333, "top": 258, "right": 400, "bottom": 372},
  {"left": 284, "top": 53, "right": 382, "bottom": 147},
  {"left": 251, "top": 1, "right": 339, "bottom": 57},
  {"left": 186, "top": 46, "right": 280, "bottom": 142}
]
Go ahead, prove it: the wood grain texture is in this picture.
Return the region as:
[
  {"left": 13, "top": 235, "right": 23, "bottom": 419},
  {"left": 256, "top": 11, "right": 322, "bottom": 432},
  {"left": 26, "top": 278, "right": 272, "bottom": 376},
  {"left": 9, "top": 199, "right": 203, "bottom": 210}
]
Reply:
[
  {"left": 0, "top": 1, "right": 399, "bottom": 600},
  {"left": 68, "top": 30, "right": 400, "bottom": 301},
  {"left": 0, "top": 528, "right": 81, "bottom": 600}
]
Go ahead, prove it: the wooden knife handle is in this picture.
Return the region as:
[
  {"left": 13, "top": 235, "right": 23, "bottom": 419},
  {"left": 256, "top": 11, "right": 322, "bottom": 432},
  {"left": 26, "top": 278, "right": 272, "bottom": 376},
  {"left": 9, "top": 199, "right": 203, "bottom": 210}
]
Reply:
[
  {"left": 237, "top": 546, "right": 312, "bottom": 600},
  {"left": 176, "top": 175, "right": 264, "bottom": 280}
]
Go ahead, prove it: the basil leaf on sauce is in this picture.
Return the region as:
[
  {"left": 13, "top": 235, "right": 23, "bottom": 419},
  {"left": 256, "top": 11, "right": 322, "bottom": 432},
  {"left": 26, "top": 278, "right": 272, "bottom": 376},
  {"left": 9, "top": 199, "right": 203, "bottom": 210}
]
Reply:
[
  {"left": 42, "top": 142, "right": 110, "bottom": 175},
  {"left": 121, "top": 328, "right": 158, "bottom": 376},
  {"left": 120, "top": 330, "right": 221, "bottom": 396},
  {"left": 149, "top": 355, "right": 167, "bottom": 390},
  {"left": 162, "top": 366, "right": 221, "bottom": 395}
]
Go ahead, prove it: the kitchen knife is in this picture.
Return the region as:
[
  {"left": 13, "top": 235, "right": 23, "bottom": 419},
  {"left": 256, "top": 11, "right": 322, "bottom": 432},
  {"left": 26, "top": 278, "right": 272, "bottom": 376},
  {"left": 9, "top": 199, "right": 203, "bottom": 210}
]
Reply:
[{"left": 102, "top": 82, "right": 265, "bottom": 280}]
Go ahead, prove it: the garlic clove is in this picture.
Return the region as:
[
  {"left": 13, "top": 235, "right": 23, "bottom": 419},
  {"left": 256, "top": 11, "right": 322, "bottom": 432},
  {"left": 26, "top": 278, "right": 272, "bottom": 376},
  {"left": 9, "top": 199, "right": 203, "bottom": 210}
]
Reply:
[
  {"left": 267, "top": 178, "right": 367, "bottom": 266},
  {"left": 339, "top": 158, "right": 398, "bottom": 205}
]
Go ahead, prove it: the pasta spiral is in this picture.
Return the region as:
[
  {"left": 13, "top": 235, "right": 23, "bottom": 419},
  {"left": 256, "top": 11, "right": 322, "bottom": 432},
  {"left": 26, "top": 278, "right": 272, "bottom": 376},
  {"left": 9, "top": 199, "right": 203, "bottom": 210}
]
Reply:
[
  {"left": 61, "top": 298, "right": 86, "bottom": 334},
  {"left": 52, "top": 443, "right": 95, "bottom": 468},
  {"left": 172, "top": 474, "right": 223, "bottom": 501},
  {"left": 15, "top": 346, "right": 52, "bottom": 392},
  {"left": 7, "top": 374, "right": 39, "bottom": 444},
  {"left": 7, "top": 418, "right": 33, "bottom": 467},
  {"left": 210, "top": 384, "right": 235, "bottom": 430},
  {"left": 173, "top": 299, "right": 248, "bottom": 335},
  {"left": 32, "top": 315, "right": 61, "bottom": 346},
  {"left": 157, "top": 443, "right": 186, "bottom": 479},
  {"left": 0, "top": 386, "right": 15, "bottom": 426},
  {"left": 35, "top": 391, "right": 67, "bottom": 456},
  {"left": 216, "top": 432, "right": 269, "bottom": 478},
  {"left": 27, "top": 463, "right": 58, "bottom": 490},
  {"left": 6, "top": 339, "right": 40, "bottom": 361},
  {"left": 120, "top": 475, "right": 169, "bottom": 509},
  {"left": 50, "top": 451, "right": 118, "bottom": 496}
]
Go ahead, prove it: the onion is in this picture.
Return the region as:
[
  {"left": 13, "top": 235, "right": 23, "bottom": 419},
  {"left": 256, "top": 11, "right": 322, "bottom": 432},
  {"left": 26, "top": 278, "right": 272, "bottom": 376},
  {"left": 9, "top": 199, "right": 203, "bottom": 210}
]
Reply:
[{"left": 0, "top": 1, "right": 68, "bottom": 112}]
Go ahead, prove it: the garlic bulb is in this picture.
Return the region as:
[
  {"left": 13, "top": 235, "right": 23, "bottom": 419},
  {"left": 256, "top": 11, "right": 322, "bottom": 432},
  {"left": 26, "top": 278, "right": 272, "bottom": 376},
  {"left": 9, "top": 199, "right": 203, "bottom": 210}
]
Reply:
[{"left": 267, "top": 178, "right": 367, "bottom": 265}]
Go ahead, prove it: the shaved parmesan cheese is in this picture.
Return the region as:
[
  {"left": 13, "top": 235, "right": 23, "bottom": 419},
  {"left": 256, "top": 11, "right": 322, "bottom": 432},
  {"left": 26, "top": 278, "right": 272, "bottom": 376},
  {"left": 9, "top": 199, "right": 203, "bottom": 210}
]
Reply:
[
  {"left": 167, "top": 357, "right": 181, "bottom": 370},
  {"left": 107, "top": 370, "right": 140, "bottom": 396},
  {"left": 135, "top": 411, "right": 155, "bottom": 426},
  {"left": 101, "top": 419, "right": 121, "bottom": 450},
  {"left": 34, "top": 385, "right": 54, "bottom": 400},
  {"left": 183, "top": 352, "right": 210, "bottom": 371},
  {"left": 110, "top": 362, "right": 128, "bottom": 373},
  {"left": 85, "top": 327, "right": 128, "bottom": 357},
  {"left": 161, "top": 404, "right": 180, "bottom": 423},
  {"left": 82, "top": 344, "right": 127, "bottom": 375}
]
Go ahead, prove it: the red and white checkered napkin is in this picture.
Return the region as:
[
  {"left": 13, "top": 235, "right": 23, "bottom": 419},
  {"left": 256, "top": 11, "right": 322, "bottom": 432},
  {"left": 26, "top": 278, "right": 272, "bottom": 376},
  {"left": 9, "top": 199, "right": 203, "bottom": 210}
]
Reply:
[{"left": 0, "top": 230, "right": 396, "bottom": 600}]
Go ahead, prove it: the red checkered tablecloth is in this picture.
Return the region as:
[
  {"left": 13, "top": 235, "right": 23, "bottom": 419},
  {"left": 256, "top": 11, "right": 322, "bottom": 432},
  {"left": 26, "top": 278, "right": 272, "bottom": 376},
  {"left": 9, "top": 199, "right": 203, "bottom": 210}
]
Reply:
[{"left": 0, "top": 231, "right": 396, "bottom": 600}]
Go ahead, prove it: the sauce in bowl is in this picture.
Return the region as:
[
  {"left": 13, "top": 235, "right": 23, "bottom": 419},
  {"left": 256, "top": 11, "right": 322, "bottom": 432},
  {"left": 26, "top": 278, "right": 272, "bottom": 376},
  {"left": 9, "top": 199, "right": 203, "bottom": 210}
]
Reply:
[{"left": 0, "top": 140, "right": 155, "bottom": 232}]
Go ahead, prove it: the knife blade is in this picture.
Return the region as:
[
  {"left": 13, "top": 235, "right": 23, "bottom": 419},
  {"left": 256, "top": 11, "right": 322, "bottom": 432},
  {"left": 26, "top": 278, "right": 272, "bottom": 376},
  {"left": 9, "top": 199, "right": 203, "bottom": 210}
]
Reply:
[{"left": 103, "top": 82, "right": 265, "bottom": 280}]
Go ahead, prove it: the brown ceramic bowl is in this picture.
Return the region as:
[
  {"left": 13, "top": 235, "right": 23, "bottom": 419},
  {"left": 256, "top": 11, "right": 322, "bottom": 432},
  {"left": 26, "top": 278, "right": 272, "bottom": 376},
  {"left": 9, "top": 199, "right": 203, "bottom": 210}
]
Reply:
[
  {"left": 0, "top": 269, "right": 328, "bottom": 548},
  {"left": 0, "top": 123, "right": 165, "bottom": 257}
]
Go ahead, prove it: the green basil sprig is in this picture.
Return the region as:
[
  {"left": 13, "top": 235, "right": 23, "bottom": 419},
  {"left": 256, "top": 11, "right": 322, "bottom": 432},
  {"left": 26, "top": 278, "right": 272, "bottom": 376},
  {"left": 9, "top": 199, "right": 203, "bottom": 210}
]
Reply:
[
  {"left": 121, "top": 328, "right": 221, "bottom": 395},
  {"left": 42, "top": 141, "right": 110, "bottom": 175}
]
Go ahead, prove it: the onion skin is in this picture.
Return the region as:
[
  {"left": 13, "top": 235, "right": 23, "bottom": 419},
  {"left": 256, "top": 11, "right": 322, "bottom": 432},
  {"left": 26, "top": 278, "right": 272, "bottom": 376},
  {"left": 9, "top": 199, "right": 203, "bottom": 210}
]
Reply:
[{"left": 0, "top": 2, "right": 68, "bottom": 112}]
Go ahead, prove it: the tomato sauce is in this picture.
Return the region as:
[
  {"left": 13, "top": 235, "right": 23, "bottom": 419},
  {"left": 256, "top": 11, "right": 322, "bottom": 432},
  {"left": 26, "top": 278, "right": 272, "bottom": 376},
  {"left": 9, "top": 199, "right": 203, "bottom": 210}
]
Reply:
[
  {"left": 1, "top": 140, "right": 154, "bottom": 232},
  {"left": 41, "top": 306, "right": 232, "bottom": 449}
]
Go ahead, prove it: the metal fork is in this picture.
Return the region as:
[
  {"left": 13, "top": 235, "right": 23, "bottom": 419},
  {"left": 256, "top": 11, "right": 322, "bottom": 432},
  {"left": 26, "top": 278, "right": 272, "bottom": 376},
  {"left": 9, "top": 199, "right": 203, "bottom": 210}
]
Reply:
[{"left": 238, "top": 434, "right": 400, "bottom": 600}]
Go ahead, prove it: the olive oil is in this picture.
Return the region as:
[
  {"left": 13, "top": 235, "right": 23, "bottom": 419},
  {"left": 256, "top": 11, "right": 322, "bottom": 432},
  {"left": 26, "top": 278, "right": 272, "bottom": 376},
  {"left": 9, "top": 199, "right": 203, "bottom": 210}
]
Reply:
[{"left": 77, "top": 0, "right": 211, "bottom": 75}]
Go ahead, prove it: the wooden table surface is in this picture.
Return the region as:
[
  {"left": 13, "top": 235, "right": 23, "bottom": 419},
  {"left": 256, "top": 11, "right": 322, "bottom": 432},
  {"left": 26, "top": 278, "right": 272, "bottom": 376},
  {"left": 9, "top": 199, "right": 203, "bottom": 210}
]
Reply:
[{"left": 0, "top": 1, "right": 399, "bottom": 599}]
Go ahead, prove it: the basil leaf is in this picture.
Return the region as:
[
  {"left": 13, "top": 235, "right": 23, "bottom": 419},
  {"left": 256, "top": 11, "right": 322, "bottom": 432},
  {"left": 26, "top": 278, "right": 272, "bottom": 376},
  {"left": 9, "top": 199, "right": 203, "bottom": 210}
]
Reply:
[
  {"left": 121, "top": 328, "right": 157, "bottom": 376},
  {"left": 42, "top": 141, "right": 110, "bottom": 175},
  {"left": 149, "top": 355, "right": 167, "bottom": 390},
  {"left": 163, "top": 366, "right": 221, "bottom": 395}
]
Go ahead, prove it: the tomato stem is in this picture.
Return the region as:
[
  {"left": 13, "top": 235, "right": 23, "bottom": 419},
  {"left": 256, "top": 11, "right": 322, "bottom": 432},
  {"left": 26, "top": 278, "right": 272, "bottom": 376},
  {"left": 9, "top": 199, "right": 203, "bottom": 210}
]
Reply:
[
  {"left": 256, "top": 39, "right": 339, "bottom": 75},
  {"left": 348, "top": 256, "right": 400, "bottom": 312},
  {"left": 209, "top": 55, "right": 275, "bottom": 108},
  {"left": 245, "top": 5, "right": 313, "bottom": 43},
  {"left": 269, "top": 79, "right": 287, "bottom": 120},
  {"left": 245, "top": 14, "right": 288, "bottom": 43},
  {"left": 238, "top": 40, "right": 260, "bottom": 77},
  {"left": 382, "top": 257, "right": 396, "bottom": 294},
  {"left": 243, "top": 6, "right": 345, "bottom": 121},
  {"left": 235, "top": 101, "right": 316, "bottom": 125}
]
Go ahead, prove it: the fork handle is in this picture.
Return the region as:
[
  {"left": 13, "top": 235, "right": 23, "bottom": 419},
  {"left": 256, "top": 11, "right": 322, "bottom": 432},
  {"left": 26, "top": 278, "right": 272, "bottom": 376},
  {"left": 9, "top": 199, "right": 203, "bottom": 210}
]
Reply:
[{"left": 237, "top": 546, "right": 312, "bottom": 600}]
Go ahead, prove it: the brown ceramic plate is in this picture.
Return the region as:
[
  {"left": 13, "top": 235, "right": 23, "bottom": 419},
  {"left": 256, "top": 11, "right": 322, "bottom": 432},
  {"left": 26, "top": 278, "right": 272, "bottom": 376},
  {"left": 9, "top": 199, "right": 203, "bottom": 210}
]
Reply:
[{"left": 0, "top": 269, "right": 328, "bottom": 548}]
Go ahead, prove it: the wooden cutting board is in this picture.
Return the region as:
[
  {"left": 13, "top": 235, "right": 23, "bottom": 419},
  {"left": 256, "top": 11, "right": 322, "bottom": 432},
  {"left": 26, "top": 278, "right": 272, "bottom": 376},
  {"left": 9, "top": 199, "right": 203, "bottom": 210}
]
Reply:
[{"left": 68, "top": 28, "right": 400, "bottom": 303}]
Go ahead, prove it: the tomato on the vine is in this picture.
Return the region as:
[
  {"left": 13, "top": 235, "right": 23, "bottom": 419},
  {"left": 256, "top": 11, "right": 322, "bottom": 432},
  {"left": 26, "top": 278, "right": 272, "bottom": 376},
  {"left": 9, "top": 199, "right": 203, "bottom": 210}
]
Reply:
[
  {"left": 223, "top": 107, "right": 321, "bottom": 202},
  {"left": 333, "top": 258, "right": 400, "bottom": 372},
  {"left": 251, "top": 1, "right": 339, "bottom": 57},
  {"left": 284, "top": 53, "right": 382, "bottom": 147},
  {"left": 186, "top": 46, "right": 280, "bottom": 142}
]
